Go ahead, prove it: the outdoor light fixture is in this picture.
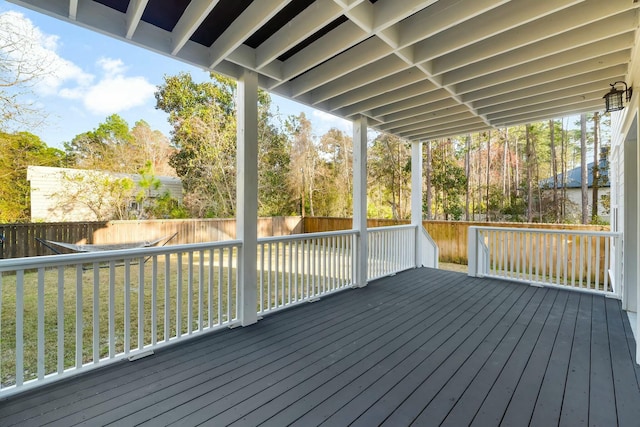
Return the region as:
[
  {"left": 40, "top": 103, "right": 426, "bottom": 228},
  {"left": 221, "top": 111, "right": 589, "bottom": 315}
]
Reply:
[{"left": 603, "top": 81, "right": 632, "bottom": 113}]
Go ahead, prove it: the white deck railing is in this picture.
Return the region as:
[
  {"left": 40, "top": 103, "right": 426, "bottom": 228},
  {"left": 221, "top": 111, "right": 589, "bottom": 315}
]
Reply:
[
  {"left": 468, "top": 226, "right": 622, "bottom": 298},
  {"left": 257, "top": 230, "right": 356, "bottom": 315},
  {"left": 0, "top": 226, "right": 438, "bottom": 396},
  {"left": 0, "top": 241, "right": 241, "bottom": 397},
  {"left": 368, "top": 225, "right": 416, "bottom": 280}
]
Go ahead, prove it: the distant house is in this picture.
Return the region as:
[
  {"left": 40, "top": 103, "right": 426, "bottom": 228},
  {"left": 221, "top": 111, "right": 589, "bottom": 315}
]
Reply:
[
  {"left": 539, "top": 156, "right": 610, "bottom": 221},
  {"left": 27, "top": 166, "right": 183, "bottom": 222}
]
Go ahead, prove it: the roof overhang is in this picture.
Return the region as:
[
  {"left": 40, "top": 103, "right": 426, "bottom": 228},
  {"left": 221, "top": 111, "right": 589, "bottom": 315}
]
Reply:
[{"left": 8, "top": 0, "right": 640, "bottom": 140}]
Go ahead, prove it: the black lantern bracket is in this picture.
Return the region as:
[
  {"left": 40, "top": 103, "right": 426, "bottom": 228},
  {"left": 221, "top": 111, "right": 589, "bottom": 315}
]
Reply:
[{"left": 603, "top": 81, "right": 632, "bottom": 113}]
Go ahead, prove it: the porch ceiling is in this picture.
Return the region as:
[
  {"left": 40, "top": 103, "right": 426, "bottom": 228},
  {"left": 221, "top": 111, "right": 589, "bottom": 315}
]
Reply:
[{"left": 8, "top": 0, "right": 640, "bottom": 140}]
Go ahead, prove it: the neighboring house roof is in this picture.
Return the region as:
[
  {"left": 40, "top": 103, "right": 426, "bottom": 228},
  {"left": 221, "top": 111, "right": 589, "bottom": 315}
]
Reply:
[{"left": 540, "top": 158, "right": 609, "bottom": 189}]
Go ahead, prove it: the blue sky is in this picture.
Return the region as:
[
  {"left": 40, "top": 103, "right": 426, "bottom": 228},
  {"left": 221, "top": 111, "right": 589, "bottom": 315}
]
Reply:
[{"left": 0, "top": 3, "right": 352, "bottom": 150}]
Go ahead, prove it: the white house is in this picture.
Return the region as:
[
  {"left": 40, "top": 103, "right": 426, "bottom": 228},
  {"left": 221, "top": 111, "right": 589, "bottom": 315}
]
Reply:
[{"left": 27, "top": 166, "right": 183, "bottom": 222}]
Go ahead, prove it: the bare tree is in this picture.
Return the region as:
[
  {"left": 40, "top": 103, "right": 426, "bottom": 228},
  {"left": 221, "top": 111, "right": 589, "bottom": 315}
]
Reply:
[
  {"left": 425, "top": 139, "right": 433, "bottom": 220},
  {"left": 0, "top": 12, "right": 53, "bottom": 130},
  {"left": 580, "top": 113, "right": 588, "bottom": 224},
  {"left": 465, "top": 134, "right": 471, "bottom": 220},
  {"left": 591, "top": 112, "right": 600, "bottom": 222},
  {"left": 550, "top": 119, "right": 559, "bottom": 222}
]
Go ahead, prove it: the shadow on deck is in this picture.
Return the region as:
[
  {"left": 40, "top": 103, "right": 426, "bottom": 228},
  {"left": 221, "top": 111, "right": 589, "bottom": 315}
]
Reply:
[{"left": 1, "top": 268, "right": 639, "bottom": 426}]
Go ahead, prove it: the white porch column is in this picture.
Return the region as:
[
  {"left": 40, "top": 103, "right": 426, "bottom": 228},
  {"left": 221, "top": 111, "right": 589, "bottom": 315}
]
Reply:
[
  {"left": 411, "top": 141, "right": 423, "bottom": 268},
  {"left": 353, "top": 116, "right": 368, "bottom": 288},
  {"left": 237, "top": 69, "right": 258, "bottom": 326}
]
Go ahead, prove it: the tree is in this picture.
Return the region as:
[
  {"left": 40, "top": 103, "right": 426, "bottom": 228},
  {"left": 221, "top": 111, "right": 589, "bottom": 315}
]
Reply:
[
  {"left": 315, "top": 128, "right": 353, "bottom": 217},
  {"left": 0, "top": 131, "right": 65, "bottom": 222},
  {"left": 52, "top": 170, "right": 135, "bottom": 221},
  {"left": 0, "top": 12, "right": 52, "bottom": 130},
  {"left": 580, "top": 113, "right": 588, "bottom": 224},
  {"left": 430, "top": 138, "right": 467, "bottom": 220},
  {"left": 257, "top": 92, "right": 295, "bottom": 216},
  {"left": 156, "top": 72, "right": 237, "bottom": 217},
  {"left": 286, "top": 113, "right": 318, "bottom": 217},
  {"left": 591, "top": 112, "right": 600, "bottom": 222},
  {"left": 64, "top": 114, "right": 135, "bottom": 172},
  {"left": 369, "top": 134, "right": 411, "bottom": 220}
]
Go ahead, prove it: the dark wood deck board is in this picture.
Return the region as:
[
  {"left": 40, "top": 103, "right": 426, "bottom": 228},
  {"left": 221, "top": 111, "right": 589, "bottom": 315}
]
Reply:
[
  {"left": 0, "top": 268, "right": 638, "bottom": 427},
  {"left": 529, "top": 291, "right": 581, "bottom": 427},
  {"left": 560, "top": 293, "right": 593, "bottom": 427}
]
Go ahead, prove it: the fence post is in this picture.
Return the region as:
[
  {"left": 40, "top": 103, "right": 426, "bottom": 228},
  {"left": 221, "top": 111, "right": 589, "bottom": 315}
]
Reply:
[{"left": 468, "top": 226, "right": 478, "bottom": 277}]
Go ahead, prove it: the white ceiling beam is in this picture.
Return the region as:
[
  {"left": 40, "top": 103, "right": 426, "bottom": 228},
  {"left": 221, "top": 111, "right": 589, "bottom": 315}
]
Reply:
[
  {"left": 400, "top": 117, "right": 485, "bottom": 139},
  {"left": 478, "top": 81, "right": 617, "bottom": 116},
  {"left": 432, "top": 1, "right": 637, "bottom": 76},
  {"left": 256, "top": 1, "right": 342, "bottom": 69},
  {"left": 310, "top": 55, "right": 408, "bottom": 105},
  {"left": 486, "top": 89, "right": 607, "bottom": 122},
  {"left": 472, "top": 70, "right": 626, "bottom": 111},
  {"left": 276, "top": 21, "right": 366, "bottom": 87},
  {"left": 326, "top": 68, "right": 429, "bottom": 111},
  {"left": 379, "top": 98, "right": 462, "bottom": 124},
  {"left": 209, "top": 0, "right": 291, "bottom": 68},
  {"left": 368, "top": 89, "right": 452, "bottom": 118},
  {"left": 412, "top": 0, "right": 581, "bottom": 64},
  {"left": 342, "top": 0, "right": 374, "bottom": 33},
  {"left": 492, "top": 100, "right": 604, "bottom": 127},
  {"left": 450, "top": 36, "right": 633, "bottom": 92},
  {"left": 378, "top": 106, "right": 470, "bottom": 131},
  {"left": 171, "top": 0, "right": 219, "bottom": 55},
  {"left": 125, "top": 0, "right": 149, "bottom": 39},
  {"left": 336, "top": 81, "right": 441, "bottom": 117},
  {"left": 388, "top": 112, "right": 477, "bottom": 135},
  {"left": 290, "top": 37, "right": 393, "bottom": 97},
  {"left": 69, "top": 0, "right": 77, "bottom": 19},
  {"left": 462, "top": 63, "right": 626, "bottom": 108},
  {"left": 392, "top": 0, "right": 508, "bottom": 49},
  {"left": 407, "top": 123, "right": 491, "bottom": 142}
]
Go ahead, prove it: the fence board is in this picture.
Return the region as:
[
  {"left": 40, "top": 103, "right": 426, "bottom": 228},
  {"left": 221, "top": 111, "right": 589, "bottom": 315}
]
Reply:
[{"left": 0, "top": 217, "right": 303, "bottom": 259}]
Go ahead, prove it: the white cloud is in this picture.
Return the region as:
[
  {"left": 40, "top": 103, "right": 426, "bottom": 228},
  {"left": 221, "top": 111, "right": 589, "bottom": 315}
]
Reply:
[
  {"left": 84, "top": 74, "right": 156, "bottom": 115},
  {"left": 0, "top": 12, "right": 156, "bottom": 116}
]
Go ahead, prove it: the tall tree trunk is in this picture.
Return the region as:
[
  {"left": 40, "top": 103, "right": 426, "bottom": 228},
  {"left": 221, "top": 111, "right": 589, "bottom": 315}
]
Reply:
[
  {"left": 477, "top": 133, "right": 482, "bottom": 221},
  {"left": 591, "top": 112, "right": 600, "bottom": 222},
  {"left": 561, "top": 117, "right": 567, "bottom": 220},
  {"left": 502, "top": 128, "right": 508, "bottom": 212},
  {"left": 580, "top": 113, "right": 588, "bottom": 224},
  {"left": 550, "top": 119, "right": 558, "bottom": 222},
  {"left": 486, "top": 131, "right": 491, "bottom": 221},
  {"left": 425, "top": 140, "right": 432, "bottom": 220},
  {"left": 526, "top": 125, "right": 533, "bottom": 222},
  {"left": 465, "top": 135, "right": 470, "bottom": 221}
]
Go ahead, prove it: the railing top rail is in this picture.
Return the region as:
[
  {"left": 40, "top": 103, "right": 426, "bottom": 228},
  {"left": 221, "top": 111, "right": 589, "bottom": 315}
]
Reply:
[
  {"left": 258, "top": 229, "right": 358, "bottom": 244},
  {"left": 0, "top": 240, "right": 242, "bottom": 271},
  {"left": 368, "top": 224, "right": 416, "bottom": 232},
  {"left": 470, "top": 226, "right": 621, "bottom": 237}
]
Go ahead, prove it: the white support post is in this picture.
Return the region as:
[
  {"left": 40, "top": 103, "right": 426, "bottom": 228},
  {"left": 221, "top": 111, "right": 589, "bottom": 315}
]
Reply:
[
  {"left": 353, "top": 116, "right": 368, "bottom": 288},
  {"left": 411, "top": 140, "right": 423, "bottom": 268},
  {"left": 237, "top": 69, "right": 258, "bottom": 326},
  {"left": 468, "top": 226, "right": 478, "bottom": 277}
]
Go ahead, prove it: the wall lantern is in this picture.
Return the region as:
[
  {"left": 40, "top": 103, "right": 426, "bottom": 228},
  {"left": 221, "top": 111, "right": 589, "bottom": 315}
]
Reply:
[{"left": 603, "top": 81, "right": 632, "bottom": 113}]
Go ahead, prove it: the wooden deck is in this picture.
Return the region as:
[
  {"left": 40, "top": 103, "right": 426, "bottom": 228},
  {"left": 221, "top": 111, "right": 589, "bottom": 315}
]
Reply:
[{"left": 1, "top": 268, "right": 639, "bottom": 426}]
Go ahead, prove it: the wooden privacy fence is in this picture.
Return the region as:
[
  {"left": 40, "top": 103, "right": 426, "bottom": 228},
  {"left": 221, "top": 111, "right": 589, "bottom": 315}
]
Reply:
[
  {"left": 302, "top": 217, "right": 610, "bottom": 265},
  {"left": 0, "top": 216, "right": 608, "bottom": 263},
  {"left": 0, "top": 217, "right": 303, "bottom": 259}
]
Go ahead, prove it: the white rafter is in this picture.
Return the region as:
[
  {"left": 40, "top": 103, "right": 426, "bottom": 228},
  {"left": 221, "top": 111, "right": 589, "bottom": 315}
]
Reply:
[
  {"left": 209, "top": 0, "right": 291, "bottom": 69},
  {"left": 171, "top": 0, "right": 220, "bottom": 55},
  {"left": 68, "top": 0, "right": 77, "bottom": 19},
  {"left": 125, "top": 0, "right": 149, "bottom": 39}
]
